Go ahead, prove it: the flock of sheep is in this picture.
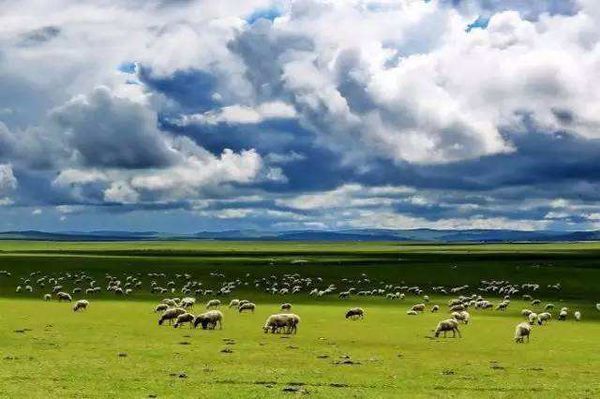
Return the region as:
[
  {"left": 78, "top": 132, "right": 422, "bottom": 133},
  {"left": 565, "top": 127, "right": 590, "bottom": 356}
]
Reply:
[{"left": 3, "top": 269, "right": 598, "bottom": 343}]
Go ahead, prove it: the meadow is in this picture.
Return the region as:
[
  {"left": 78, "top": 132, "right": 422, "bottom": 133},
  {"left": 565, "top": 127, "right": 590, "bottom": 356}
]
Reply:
[{"left": 0, "top": 241, "right": 599, "bottom": 398}]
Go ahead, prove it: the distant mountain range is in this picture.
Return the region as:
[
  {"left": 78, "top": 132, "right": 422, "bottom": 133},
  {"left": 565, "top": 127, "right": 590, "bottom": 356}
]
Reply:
[{"left": 0, "top": 229, "right": 599, "bottom": 242}]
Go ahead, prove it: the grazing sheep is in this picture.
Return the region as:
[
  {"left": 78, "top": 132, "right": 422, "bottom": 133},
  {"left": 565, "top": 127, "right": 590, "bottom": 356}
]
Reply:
[
  {"left": 238, "top": 302, "right": 256, "bottom": 313},
  {"left": 406, "top": 310, "right": 418, "bottom": 316},
  {"left": 173, "top": 313, "right": 195, "bottom": 328},
  {"left": 158, "top": 308, "right": 186, "bottom": 326},
  {"left": 452, "top": 311, "right": 470, "bottom": 324},
  {"left": 558, "top": 310, "right": 568, "bottom": 321},
  {"left": 206, "top": 299, "right": 221, "bottom": 309},
  {"left": 193, "top": 310, "right": 224, "bottom": 330},
  {"left": 574, "top": 311, "right": 581, "bottom": 321},
  {"left": 154, "top": 304, "right": 169, "bottom": 313},
  {"left": 56, "top": 292, "right": 72, "bottom": 302},
  {"left": 537, "top": 312, "right": 552, "bottom": 325},
  {"left": 262, "top": 313, "right": 300, "bottom": 334},
  {"left": 431, "top": 305, "right": 440, "bottom": 313},
  {"left": 73, "top": 300, "right": 89, "bottom": 312},
  {"left": 411, "top": 303, "right": 426, "bottom": 312},
  {"left": 228, "top": 299, "right": 240, "bottom": 308},
  {"left": 180, "top": 297, "right": 195, "bottom": 309},
  {"left": 345, "top": 307, "right": 365, "bottom": 320},
  {"left": 521, "top": 309, "right": 533, "bottom": 317},
  {"left": 596, "top": 303, "right": 600, "bottom": 312},
  {"left": 528, "top": 312, "right": 538, "bottom": 325},
  {"left": 514, "top": 322, "right": 531, "bottom": 343},
  {"left": 449, "top": 304, "right": 465, "bottom": 312},
  {"left": 281, "top": 303, "right": 292, "bottom": 311},
  {"left": 43, "top": 294, "right": 51, "bottom": 301},
  {"left": 496, "top": 301, "right": 509, "bottom": 311},
  {"left": 544, "top": 303, "right": 555, "bottom": 311},
  {"left": 162, "top": 298, "right": 178, "bottom": 307},
  {"left": 434, "top": 319, "right": 461, "bottom": 338},
  {"left": 531, "top": 299, "right": 541, "bottom": 306}
]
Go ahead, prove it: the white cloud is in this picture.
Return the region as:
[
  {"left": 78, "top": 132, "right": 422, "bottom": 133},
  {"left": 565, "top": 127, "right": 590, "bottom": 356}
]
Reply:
[
  {"left": 180, "top": 101, "right": 297, "bottom": 125},
  {"left": 0, "top": 164, "right": 17, "bottom": 193}
]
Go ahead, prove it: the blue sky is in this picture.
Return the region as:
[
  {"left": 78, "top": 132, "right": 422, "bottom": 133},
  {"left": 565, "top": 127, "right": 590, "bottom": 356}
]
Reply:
[{"left": 0, "top": 0, "right": 599, "bottom": 232}]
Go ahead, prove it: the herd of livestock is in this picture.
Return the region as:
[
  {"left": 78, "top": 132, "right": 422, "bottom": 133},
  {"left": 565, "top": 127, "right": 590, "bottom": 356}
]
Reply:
[{"left": 2, "top": 268, "right": 598, "bottom": 342}]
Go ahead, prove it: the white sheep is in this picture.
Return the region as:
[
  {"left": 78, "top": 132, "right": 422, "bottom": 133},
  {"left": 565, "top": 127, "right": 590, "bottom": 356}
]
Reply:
[
  {"left": 158, "top": 308, "right": 186, "bottom": 326},
  {"left": 537, "top": 312, "right": 552, "bottom": 325},
  {"left": 411, "top": 303, "right": 426, "bottom": 312},
  {"left": 281, "top": 303, "right": 292, "bottom": 311},
  {"left": 228, "top": 299, "right": 240, "bottom": 308},
  {"left": 521, "top": 309, "right": 532, "bottom": 317},
  {"left": 238, "top": 302, "right": 256, "bottom": 313},
  {"left": 434, "top": 319, "right": 461, "bottom": 338},
  {"left": 558, "top": 310, "right": 568, "bottom": 321},
  {"left": 56, "top": 292, "right": 72, "bottom": 302},
  {"left": 406, "top": 310, "right": 418, "bottom": 316},
  {"left": 206, "top": 299, "right": 221, "bottom": 309},
  {"left": 193, "top": 310, "right": 223, "bottom": 330},
  {"left": 528, "top": 312, "right": 538, "bottom": 325},
  {"left": 452, "top": 311, "right": 470, "bottom": 324},
  {"left": 431, "top": 305, "right": 440, "bottom": 313},
  {"left": 263, "top": 313, "right": 300, "bottom": 334},
  {"left": 596, "top": 303, "right": 600, "bottom": 312},
  {"left": 574, "top": 311, "right": 581, "bottom": 321},
  {"left": 73, "top": 299, "right": 89, "bottom": 312},
  {"left": 514, "top": 322, "right": 531, "bottom": 343},
  {"left": 154, "top": 304, "right": 169, "bottom": 313},
  {"left": 43, "top": 294, "right": 52, "bottom": 301},
  {"left": 173, "top": 313, "right": 195, "bottom": 328},
  {"left": 345, "top": 307, "right": 364, "bottom": 320}
]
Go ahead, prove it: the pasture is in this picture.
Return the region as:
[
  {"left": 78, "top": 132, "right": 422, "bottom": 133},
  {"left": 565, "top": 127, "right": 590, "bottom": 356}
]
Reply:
[{"left": 0, "top": 241, "right": 599, "bottom": 398}]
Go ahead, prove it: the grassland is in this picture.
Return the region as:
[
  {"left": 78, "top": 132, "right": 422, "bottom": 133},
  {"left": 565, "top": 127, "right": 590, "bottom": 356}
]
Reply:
[{"left": 0, "top": 241, "right": 599, "bottom": 398}]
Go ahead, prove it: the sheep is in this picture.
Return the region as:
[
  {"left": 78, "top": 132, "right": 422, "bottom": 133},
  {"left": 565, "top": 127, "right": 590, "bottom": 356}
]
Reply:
[
  {"left": 73, "top": 299, "right": 89, "bottom": 312},
  {"left": 596, "top": 303, "right": 600, "bottom": 312},
  {"left": 228, "top": 299, "right": 240, "bottom": 308},
  {"left": 411, "top": 303, "right": 426, "bottom": 312},
  {"left": 158, "top": 308, "right": 186, "bottom": 326},
  {"left": 514, "top": 322, "right": 531, "bottom": 343},
  {"left": 531, "top": 299, "right": 541, "bottom": 306},
  {"left": 180, "top": 297, "right": 195, "bottom": 309},
  {"left": 574, "top": 311, "right": 581, "bottom": 321},
  {"left": 431, "top": 305, "right": 440, "bottom": 313},
  {"left": 345, "top": 307, "right": 365, "bottom": 320},
  {"left": 281, "top": 303, "right": 292, "bottom": 311},
  {"left": 537, "top": 312, "right": 552, "bottom": 325},
  {"left": 193, "top": 310, "right": 223, "bottom": 330},
  {"left": 449, "top": 304, "right": 465, "bottom": 312},
  {"left": 521, "top": 309, "right": 533, "bottom": 318},
  {"left": 206, "top": 299, "right": 221, "bottom": 309},
  {"left": 154, "top": 304, "right": 169, "bottom": 313},
  {"left": 56, "top": 292, "right": 72, "bottom": 302},
  {"left": 406, "top": 310, "right": 418, "bottom": 316},
  {"left": 162, "top": 298, "right": 178, "bottom": 307},
  {"left": 544, "top": 303, "right": 555, "bottom": 311},
  {"left": 238, "top": 302, "right": 256, "bottom": 313},
  {"left": 528, "top": 312, "right": 538, "bottom": 325},
  {"left": 434, "top": 319, "right": 461, "bottom": 338},
  {"left": 558, "top": 310, "right": 568, "bottom": 321},
  {"left": 262, "top": 313, "right": 300, "bottom": 334},
  {"left": 173, "top": 313, "right": 195, "bottom": 328},
  {"left": 43, "top": 294, "right": 51, "bottom": 301},
  {"left": 452, "top": 311, "right": 470, "bottom": 324}
]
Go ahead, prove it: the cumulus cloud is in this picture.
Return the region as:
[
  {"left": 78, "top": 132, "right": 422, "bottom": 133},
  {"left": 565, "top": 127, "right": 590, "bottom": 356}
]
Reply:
[{"left": 0, "top": 0, "right": 599, "bottom": 231}]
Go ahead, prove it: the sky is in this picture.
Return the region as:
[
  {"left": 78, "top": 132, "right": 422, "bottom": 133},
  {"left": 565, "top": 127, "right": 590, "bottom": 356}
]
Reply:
[{"left": 0, "top": 0, "right": 599, "bottom": 233}]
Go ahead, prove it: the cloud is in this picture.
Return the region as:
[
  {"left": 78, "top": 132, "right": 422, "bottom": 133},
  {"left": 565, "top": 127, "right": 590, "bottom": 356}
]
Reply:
[
  {"left": 0, "top": 0, "right": 599, "bottom": 231},
  {"left": 0, "top": 164, "right": 17, "bottom": 193}
]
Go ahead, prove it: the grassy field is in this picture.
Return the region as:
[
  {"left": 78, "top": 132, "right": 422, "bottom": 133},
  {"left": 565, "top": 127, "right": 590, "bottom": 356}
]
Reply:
[{"left": 0, "top": 241, "right": 599, "bottom": 398}]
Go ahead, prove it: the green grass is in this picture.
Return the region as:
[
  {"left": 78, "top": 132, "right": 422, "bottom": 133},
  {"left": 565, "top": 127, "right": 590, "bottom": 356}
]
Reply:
[{"left": 0, "top": 241, "right": 599, "bottom": 398}]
